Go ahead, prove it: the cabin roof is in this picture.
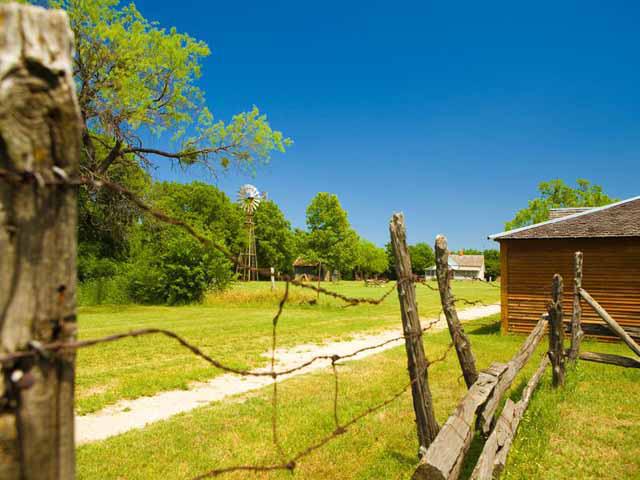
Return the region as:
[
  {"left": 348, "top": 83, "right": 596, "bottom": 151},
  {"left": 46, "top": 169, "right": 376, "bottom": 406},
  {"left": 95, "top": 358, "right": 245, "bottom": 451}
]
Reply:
[
  {"left": 293, "top": 256, "right": 319, "bottom": 267},
  {"left": 449, "top": 254, "right": 484, "bottom": 268},
  {"left": 489, "top": 196, "right": 640, "bottom": 240}
]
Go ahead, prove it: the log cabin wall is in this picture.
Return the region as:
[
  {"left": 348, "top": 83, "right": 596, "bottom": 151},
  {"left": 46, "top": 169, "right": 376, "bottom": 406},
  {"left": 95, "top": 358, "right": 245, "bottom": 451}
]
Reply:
[{"left": 499, "top": 237, "right": 640, "bottom": 339}]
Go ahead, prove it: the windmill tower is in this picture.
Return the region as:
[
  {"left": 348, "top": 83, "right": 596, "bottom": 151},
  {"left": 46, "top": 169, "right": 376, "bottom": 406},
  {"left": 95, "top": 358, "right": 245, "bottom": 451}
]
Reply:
[{"left": 237, "top": 184, "right": 261, "bottom": 281}]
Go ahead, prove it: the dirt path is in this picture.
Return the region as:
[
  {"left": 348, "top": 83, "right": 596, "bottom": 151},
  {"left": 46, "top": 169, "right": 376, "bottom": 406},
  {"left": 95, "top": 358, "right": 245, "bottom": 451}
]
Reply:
[{"left": 76, "top": 304, "right": 499, "bottom": 444}]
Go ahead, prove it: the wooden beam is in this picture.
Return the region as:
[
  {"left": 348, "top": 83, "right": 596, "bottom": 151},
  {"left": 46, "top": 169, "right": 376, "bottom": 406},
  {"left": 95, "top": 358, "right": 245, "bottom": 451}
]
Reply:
[
  {"left": 478, "top": 315, "right": 546, "bottom": 435},
  {"left": 434, "top": 235, "right": 479, "bottom": 389},
  {"left": 548, "top": 275, "right": 565, "bottom": 388},
  {"left": 579, "top": 351, "right": 640, "bottom": 369},
  {"left": 580, "top": 288, "right": 640, "bottom": 358},
  {"left": 0, "top": 4, "right": 81, "bottom": 479},
  {"left": 471, "top": 356, "right": 549, "bottom": 479},
  {"left": 413, "top": 363, "right": 508, "bottom": 480},
  {"left": 568, "top": 252, "right": 583, "bottom": 361},
  {"left": 390, "top": 214, "right": 440, "bottom": 453}
]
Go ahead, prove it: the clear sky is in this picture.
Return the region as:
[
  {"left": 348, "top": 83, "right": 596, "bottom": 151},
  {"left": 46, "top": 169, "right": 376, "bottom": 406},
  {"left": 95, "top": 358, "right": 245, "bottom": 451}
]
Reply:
[{"left": 134, "top": 0, "right": 640, "bottom": 250}]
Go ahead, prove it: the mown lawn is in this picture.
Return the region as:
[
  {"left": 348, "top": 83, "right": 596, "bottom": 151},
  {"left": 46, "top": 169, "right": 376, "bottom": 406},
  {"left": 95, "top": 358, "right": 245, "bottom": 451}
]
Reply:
[
  {"left": 77, "top": 313, "right": 640, "bottom": 479},
  {"left": 75, "top": 280, "right": 499, "bottom": 414}
]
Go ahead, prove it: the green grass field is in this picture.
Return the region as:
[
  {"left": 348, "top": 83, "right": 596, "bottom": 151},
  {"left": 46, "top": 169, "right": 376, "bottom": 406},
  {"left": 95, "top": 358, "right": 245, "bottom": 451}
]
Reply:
[
  {"left": 76, "top": 311, "right": 640, "bottom": 480},
  {"left": 75, "top": 280, "right": 500, "bottom": 414}
]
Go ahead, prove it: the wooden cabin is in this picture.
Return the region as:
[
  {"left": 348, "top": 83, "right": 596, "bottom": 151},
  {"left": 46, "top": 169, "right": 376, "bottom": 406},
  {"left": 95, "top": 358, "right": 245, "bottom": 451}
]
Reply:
[
  {"left": 292, "top": 257, "right": 330, "bottom": 281},
  {"left": 489, "top": 197, "right": 640, "bottom": 339}
]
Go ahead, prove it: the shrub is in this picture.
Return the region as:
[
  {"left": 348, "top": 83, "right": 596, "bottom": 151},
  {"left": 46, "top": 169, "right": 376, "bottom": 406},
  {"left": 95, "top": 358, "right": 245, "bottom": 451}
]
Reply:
[{"left": 127, "top": 233, "right": 232, "bottom": 305}]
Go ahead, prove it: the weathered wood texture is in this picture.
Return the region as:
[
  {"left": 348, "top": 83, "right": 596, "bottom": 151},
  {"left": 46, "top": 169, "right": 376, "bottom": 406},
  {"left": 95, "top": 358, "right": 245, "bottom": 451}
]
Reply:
[
  {"left": 434, "top": 235, "right": 479, "bottom": 388},
  {"left": 470, "top": 356, "right": 549, "bottom": 480},
  {"left": 413, "top": 363, "right": 508, "bottom": 480},
  {"left": 0, "top": 4, "right": 81, "bottom": 479},
  {"left": 478, "top": 315, "right": 546, "bottom": 435},
  {"left": 498, "top": 238, "right": 640, "bottom": 340},
  {"left": 548, "top": 275, "right": 565, "bottom": 387},
  {"left": 579, "top": 351, "right": 640, "bottom": 368},
  {"left": 568, "top": 251, "right": 583, "bottom": 361},
  {"left": 580, "top": 288, "right": 640, "bottom": 358},
  {"left": 390, "top": 214, "right": 439, "bottom": 451}
]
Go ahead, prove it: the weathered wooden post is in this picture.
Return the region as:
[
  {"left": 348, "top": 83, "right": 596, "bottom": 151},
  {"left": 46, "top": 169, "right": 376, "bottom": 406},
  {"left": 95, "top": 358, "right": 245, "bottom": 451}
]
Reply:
[
  {"left": 548, "top": 274, "right": 565, "bottom": 387},
  {"left": 568, "top": 252, "right": 583, "bottom": 361},
  {"left": 434, "top": 235, "right": 479, "bottom": 388},
  {"left": 0, "top": 4, "right": 81, "bottom": 479},
  {"left": 390, "top": 213, "right": 439, "bottom": 455}
]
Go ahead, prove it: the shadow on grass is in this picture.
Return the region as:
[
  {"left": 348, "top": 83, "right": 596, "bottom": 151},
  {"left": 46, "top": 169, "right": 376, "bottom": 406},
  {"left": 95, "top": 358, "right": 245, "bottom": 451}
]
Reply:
[
  {"left": 467, "top": 320, "right": 501, "bottom": 336},
  {"left": 388, "top": 450, "right": 418, "bottom": 467}
]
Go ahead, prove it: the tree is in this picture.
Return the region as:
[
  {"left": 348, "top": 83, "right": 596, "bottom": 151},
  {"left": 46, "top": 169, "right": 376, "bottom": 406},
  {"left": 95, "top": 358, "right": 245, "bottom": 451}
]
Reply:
[
  {"left": 483, "top": 249, "right": 500, "bottom": 280},
  {"left": 354, "top": 239, "right": 388, "bottom": 278},
  {"left": 304, "top": 193, "right": 359, "bottom": 274},
  {"left": 127, "top": 181, "right": 242, "bottom": 303},
  {"left": 254, "top": 200, "right": 296, "bottom": 274},
  {"left": 505, "top": 179, "right": 616, "bottom": 230},
  {"left": 409, "top": 243, "right": 435, "bottom": 274},
  {"left": 51, "top": 0, "right": 291, "bottom": 178}
]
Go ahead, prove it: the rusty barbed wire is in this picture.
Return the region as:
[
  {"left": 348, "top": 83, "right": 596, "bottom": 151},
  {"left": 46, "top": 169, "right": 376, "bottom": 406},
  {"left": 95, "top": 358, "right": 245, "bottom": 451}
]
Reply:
[{"left": 1, "top": 166, "right": 486, "bottom": 477}]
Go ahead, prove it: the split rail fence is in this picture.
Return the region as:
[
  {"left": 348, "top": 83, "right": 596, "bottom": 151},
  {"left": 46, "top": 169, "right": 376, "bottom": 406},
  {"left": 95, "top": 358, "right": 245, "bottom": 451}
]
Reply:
[{"left": 1, "top": 4, "right": 637, "bottom": 480}]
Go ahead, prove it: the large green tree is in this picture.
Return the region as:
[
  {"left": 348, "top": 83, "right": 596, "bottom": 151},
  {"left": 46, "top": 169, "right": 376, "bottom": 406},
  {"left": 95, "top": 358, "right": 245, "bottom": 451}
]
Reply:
[
  {"left": 42, "top": 0, "right": 292, "bottom": 270},
  {"left": 408, "top": 243, "right": 435, "bottom": 274},
  {"left": 127, "top": 182, "right": 242, "bottom": 304},
  {"left": 52, "top": 0, "right": 291, "bottom": 176},
  {"left": 253, "top": 200, "right": 296, "bottom": 274},
  {"left": 354, "top": 239, "right": 388, "bottom": 278},
  {"left": 304, "top": 193, "right": 359, "bottom": 274},
  {"left": 505, "top": 179, "right": 616, "bottom": 230}
]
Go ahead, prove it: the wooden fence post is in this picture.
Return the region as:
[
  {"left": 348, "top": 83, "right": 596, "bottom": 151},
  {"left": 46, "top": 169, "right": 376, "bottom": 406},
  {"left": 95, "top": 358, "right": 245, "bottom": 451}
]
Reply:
[
  {"left": 434, "top": 235, "right": 479, "bottom": 388},
  {"left": 548, "top": 274, "right": 565, "bottom": 387},
  {"left": 390, "top": 213, "right": 439, "bottom": 454},
  {"left": 0, "top": 4, "right": 81, "bottom": 479},
  {"left": 568, "top": 252, "right": 583, "bottom": 361}
]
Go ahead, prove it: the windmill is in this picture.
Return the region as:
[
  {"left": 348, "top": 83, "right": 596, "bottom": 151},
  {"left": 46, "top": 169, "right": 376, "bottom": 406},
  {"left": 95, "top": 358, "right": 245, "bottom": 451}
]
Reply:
[{"left": 236, "top": 184, "right": 261, "bottom": 281}]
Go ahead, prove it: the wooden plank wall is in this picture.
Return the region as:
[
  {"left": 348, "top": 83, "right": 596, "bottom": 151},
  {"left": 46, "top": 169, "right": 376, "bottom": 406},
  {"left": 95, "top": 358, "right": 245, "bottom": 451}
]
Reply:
[{"left": 500, "top": 238, "right": 640, "bottom": 339}]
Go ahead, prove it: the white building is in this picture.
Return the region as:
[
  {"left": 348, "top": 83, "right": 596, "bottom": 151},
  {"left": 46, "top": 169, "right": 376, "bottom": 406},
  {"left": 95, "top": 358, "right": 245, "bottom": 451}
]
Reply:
[{"left": 425, "top": 254, "right": 485, "bottom": 280}]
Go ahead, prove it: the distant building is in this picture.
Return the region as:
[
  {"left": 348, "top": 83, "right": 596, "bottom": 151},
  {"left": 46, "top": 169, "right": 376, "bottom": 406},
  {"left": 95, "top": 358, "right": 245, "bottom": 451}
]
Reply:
[
  {"left": 489, "top": 197, "right": 640, "bottom": 338},
  {"left": 292, "top": 257, "right": 330, "bottom": 281},
  {"left": 425, "top": 254, "right": 485, "bottom": 280}
]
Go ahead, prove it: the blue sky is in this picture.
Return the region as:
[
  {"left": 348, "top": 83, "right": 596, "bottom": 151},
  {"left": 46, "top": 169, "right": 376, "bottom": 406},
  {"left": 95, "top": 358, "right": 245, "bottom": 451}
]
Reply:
[{"left": 135, "top": 0, "right": 640, "bottom": 250}]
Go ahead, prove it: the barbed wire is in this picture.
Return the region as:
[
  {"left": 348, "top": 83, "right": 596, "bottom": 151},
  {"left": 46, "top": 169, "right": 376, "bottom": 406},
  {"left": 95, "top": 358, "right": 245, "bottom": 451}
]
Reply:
[{"left": 1, "top": 166, "right": 486, "bottom": 477}]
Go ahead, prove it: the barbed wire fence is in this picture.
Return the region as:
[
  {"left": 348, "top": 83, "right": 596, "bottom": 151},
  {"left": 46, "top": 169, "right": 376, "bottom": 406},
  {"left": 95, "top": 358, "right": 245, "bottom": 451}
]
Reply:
[
  {"left": 0, "top": 165, "right": 499, "bottom": 478},
  {"left": 0, "top": 9, "right": 498, "bottom": 475}
]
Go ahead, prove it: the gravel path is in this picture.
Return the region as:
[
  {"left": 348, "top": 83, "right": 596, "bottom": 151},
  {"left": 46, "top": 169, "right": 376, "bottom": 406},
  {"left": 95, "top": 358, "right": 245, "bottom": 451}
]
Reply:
[{"left": 76, "top": 303, "right": 500, "bottom": 444}]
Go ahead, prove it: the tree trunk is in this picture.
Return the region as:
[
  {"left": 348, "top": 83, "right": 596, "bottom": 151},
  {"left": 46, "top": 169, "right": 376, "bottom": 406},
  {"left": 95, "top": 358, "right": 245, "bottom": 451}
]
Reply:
[
  {"left": 434, "top": 235, "right": 478, "bottom": 388},
  {"left": 390, "top": 213, "right": 439, "bottom": 454},
  {"left": 547, "top": 274, "right": 565, "bottom": 388},
  {"left": 0, "top": 4, "right": 81, "bottom": 479}
]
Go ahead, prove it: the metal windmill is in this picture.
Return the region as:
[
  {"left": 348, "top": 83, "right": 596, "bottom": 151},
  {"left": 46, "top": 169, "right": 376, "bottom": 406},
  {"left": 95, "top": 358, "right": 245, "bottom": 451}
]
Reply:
[{"left": 236, "top": 184, "right": 261, "bottom": 281}]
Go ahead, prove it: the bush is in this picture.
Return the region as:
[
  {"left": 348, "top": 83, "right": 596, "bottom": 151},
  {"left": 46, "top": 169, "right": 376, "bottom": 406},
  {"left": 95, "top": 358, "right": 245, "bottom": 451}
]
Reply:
[
  {"left": 127, "top": 233, "right": 233, "bottom": 305},
  {"left": 78, "top": 275, "right": 131, "bottom": 305}
]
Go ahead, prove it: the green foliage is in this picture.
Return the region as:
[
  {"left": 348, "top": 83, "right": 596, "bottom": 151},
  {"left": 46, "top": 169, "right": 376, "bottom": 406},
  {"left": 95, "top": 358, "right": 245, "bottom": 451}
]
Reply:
[
  {"left": 51, "top": 0, "right": 291, "bottom": 176},
  {"left": 127, "top": 232, "right": 232, "bottom": 305},
  {"left": 124, "top": 182, "right": 239, "bottom": 304},
  {"left": 253, "top": 200, "right": 296, "bottom": 273},
  {"left": 505, "top": 179, "right": 617, "bottom": 230},
  {"left": 354, "top": 239, "right": 388, "bottom": 277},
  {"left": 483, "top": 249, "right": 500, "bottom": 279},
  {"left": 408, "top": 242, "right": 435, "bottom": 274},
  {"left": 304, "top": 193, "right": 359, "bottom": 274}
]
